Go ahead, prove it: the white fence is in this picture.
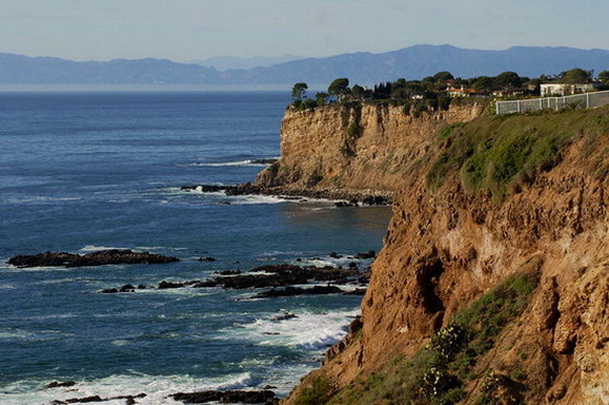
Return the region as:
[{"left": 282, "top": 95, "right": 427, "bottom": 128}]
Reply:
[{"left": 495, "top": 90, "right": 609, "bottom": 115}]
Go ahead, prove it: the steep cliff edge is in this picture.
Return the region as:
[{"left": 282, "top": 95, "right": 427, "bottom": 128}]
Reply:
[
  {"left": 255, "top": 102, "right": 485, "bottom": 196},
  {"left": 283, "top": 105, "right": 609, "bottom": 404}
]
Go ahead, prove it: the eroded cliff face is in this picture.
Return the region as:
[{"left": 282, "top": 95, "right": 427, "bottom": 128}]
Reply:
[
  {"left": 278, "top": 106, "right": 609, "bottom": 404},
  {"left": 256, "top": 103, "right": 484, "bottom": 195},
  {"left": 349, "top": 140, "right": 609, "bottom": 403}
]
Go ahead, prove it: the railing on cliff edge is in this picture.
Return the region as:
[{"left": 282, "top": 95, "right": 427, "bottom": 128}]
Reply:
[{"left": 495, "top": 90, "right": 609, "bottom": 115}]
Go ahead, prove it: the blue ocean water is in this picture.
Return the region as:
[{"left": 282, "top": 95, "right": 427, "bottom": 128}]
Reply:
[{"left": 0, "top": 92, "right": 391, "bottom": 404}]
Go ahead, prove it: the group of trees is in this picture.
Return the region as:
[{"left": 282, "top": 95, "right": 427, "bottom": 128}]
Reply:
[
  {"left": 290, "top": 68, "right": 609, "bottom": 114},
  {"left": 290, "top": 78, "right": 351, "bottom": 110}
]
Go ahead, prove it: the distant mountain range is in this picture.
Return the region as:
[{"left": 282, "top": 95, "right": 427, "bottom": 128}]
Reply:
[
  {"left": 1, "top": 45, "right": 608, "bottom": 89},
  {"left": 187, "top": 54, "right": 303, "bottom": 71}
]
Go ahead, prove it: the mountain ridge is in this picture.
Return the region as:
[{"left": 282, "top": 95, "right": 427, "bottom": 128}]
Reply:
[{"left": 1, "top": 45, "right": 608, "bottom": 88}]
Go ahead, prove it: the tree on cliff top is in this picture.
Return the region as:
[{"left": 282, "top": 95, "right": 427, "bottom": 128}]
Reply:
[
  {"left": 560, "top": 68, "right": 592, "bottom": 84},
  {"left": 328, "top": 78, "right": 350, "bottom": 99},
  {"left": 291, "top": 82, "right": 308, "bottom": 101},
  {"left": 494, "top": 71, "right": 522, "bottom": 90}
]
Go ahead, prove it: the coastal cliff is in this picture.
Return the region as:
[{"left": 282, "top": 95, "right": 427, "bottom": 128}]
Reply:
[
  {"left": 255, "top": 102, "right": 485, "bottom": 196},
  {"left": 273, "top": 103, "right": 609, "bottom": 404}
]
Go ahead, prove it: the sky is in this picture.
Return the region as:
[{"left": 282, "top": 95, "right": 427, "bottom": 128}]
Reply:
[{"left": 1, "top": 0, "right": 608, "bottom": 62}]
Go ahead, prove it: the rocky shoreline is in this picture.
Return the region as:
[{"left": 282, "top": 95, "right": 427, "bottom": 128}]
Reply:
[
  {"left": 7, "top": 249, "right": 179, "bottom": 268},
  {"left": 43, "top": 251, "right": 374, "bottom": 405},
  {"left": 181, "top": 182, "right": 392, "bottom": 206},
  {"left": 45, "top": 382, "right": 279, "bottom": 405},
  {"left": 100, "top": 256, "right": 373, "bottom": 299}
]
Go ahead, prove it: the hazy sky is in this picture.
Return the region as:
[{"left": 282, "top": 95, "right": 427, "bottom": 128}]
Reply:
[{"left": 2, "top": 0, "right": 608, "bottom": 61}]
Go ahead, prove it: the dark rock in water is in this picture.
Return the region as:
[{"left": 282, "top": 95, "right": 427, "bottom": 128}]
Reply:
[
  {"left": 45, "top": 380, "right": 76, "bottom": 389},
  {"left": 362, "top": 195, "right": 390, "bottom": 206},
  {"left": 205, "top": 263, "right": 359, "bottom": 289},
  {"left": 51, "top": 393, "right": 146, "bottom": 405},
  {"left": 137, "top": 285, "right": 146, "bottom": 289},
  {"left": 158, "top": 280, "right": 185, "bottom": 289},
  {"left": 109, "top": 393, "right": 146, "bottom": 404},
  {"left": 335, "top": 200, "right": 357, "bottom": 208},
  {"left": 250, "top": 158, "right": 278, "bottom": 165},
  {"left": 348, "top": 262, "right": 358, "bottom": 269},
  {"left": 50, "top": 395, "right": 103, "bottom": 404},
  {"left": 7, "top": 249, "right": 179, "bottom": 268},
  {"left": 198, "top": 257, "right": 216, "bottom": 262},
  {"left": 329, "top": 252, "right": 342, "bottom": 259},
  {"left": 104, "top": 262, "right": 364, "bottom": 294},
  {"left": 252, "top": 285, "right": 344, "bottom": 299},
  {"left": 224, "top": 182, "right": 263, "bottom": 196},
  {"left": 345, "top": 288, "right": 368, "bottom": 295},
  {"left": 354, "top": 250, "right": 375, "bottom": 259},
  {"left": 181, "top": 184, "right": 226, "bottom": 193},
  {"left": 119, "top": 284, "right": 136, "bottom": 292},
  {"left": 213, "top": 269, "right": 241, "bottom": 275},
  {"left": 172, "top": 390, "right": 279, "bottom": 404},
  {"left": 271, "top": 312, "right": 298, "bottom": 322}
]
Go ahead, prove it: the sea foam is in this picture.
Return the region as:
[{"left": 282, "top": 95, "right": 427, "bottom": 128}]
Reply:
[{"left": 0, "top": 372, "right": 256, "bottom": 405}]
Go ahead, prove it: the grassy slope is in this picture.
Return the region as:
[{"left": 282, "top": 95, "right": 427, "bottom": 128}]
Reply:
[{"left": 427, "top": 106, "right": 609, "bottom": 203}]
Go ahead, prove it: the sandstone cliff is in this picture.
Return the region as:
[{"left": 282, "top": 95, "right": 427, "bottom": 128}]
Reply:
[
  {"left": 275, "top": 104, "right": 609, "bottom": 404},
  {"left": 256, "top": 102, "right": 485, "bottom": 196}
]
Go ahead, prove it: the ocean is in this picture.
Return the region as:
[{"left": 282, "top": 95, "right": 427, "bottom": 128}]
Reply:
[{"left": 0, "top": 92, "right": 391, "bottom": 404}]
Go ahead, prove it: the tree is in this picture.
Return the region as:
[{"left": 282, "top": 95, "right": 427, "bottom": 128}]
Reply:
[
  {"left": 291, "top": 82, "right": 308, "bottom": 101},
  {"left": 328, "top": 78, "right": 350, "bottom": 99},
  {"left": 433, "top": 71, "right": 454, "bottom": 82},
  {"left": 561, "top": 68, "right": 592, "bottom": 84},
  {"left": 472, "top": 76, "right": 494, "bottom": 94},
  {"left": 494, "top": 71, "right": 522, "bottom": 90},
  {"left": 350, "top": 85, "right": 365, "bottom": 100},
  {"left": 302, "top": 99, "right": 317, "bottom": 110},
  {"left": 315, "top": 92, "right": 329, "bottom": 107},
  {"left": 599, "top": 71, "right": 609, "bottom": 84}
]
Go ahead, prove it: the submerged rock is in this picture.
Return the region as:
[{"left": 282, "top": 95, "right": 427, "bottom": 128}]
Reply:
[
  {"left": 213, "top": 269, "right": 241, "bottom": 275},
  {"left": 252, "top": 285, "right": 344, "bottom": 299},
  {"left": 250, "top": 158, "right": 278, "bottom": 165},
  {"left": 354, "top": 250, "right": 376, "bottom": 259},
  {"left": 171, "top": 390, "right": 279, "bottom": 404},
  {"left": 45, "top": 380, "right": 76, "bottom": 389},
  {"left": 101, "top": 260, "right": 369, "bottom": 294},
  {"left": 271, "top": 312, "right": 298, "bottom": 322},
  {"left": 50, "top": 393, "right": 146, "bottom": 404},
  {"left": 181, "top": 184, "right": 226, "bottom": 193},
  {"left": 158, "top": 281, "right": 185, "bottom": 289},
  {"left": 7, "top": 249, "right": 179, "bottom": 268},
  {"left": 180, "top": 182, "right": 392, "bottom": 205}
]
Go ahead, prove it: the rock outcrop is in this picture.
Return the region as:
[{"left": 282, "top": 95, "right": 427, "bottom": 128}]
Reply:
[
  {"left": 7, "top": 249, "right": 179, "bottom": 268},
  {"left": 274, "top": 104, "right": 609, "bottom": 404},
  {"left": 171, "top": 390, "right": 279, "bottom": 404}
]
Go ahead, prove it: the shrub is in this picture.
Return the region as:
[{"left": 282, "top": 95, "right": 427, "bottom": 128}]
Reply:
[
  {"left": 347, "top": 121, "right": 361, "bottom": 138},
  {"left": 326, "top": 273, "right": 538, "bottom": 405},
  {"left": 294, "top": 374, "right": 338, "bottom": 405}
]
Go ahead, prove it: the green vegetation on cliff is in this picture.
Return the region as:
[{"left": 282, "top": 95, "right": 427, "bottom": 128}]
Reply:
[
  {"left": 292, "top": 273, "right": 539, "bottom": 405},
  {"left": 427, "top": 106, "right": 609, "bottom": 202}
]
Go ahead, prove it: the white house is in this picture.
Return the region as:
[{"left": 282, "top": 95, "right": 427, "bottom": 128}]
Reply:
[{"left": 540, "top": 83, "right": 601, "bottom": 97}]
